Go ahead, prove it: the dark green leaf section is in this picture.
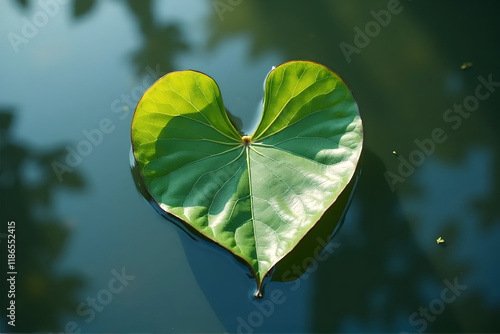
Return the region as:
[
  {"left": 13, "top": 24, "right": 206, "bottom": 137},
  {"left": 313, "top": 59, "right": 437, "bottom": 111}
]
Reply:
[{"left": 131, "top": 61, "right": 363, "bottom": 292}]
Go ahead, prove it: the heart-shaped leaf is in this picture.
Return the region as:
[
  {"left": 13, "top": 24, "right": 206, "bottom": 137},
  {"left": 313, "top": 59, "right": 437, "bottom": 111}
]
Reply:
[{"left": 131, "top": 61, "right": 363, "bottom": 294}]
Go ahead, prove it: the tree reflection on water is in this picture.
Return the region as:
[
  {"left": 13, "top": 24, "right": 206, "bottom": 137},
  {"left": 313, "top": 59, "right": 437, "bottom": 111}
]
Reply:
[{"left": 0, "top": 108, "right": 85, "bottom": 332}]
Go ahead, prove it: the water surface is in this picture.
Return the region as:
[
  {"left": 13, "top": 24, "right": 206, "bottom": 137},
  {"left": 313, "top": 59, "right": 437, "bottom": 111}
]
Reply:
[{"left": 1, "top": 0, "right": 499, "bottom": 332}]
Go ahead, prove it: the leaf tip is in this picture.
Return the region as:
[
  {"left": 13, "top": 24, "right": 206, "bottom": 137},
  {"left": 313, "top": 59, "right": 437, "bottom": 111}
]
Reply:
[{"left": 253, "top": 275, "right": 264, "bottom": 299}]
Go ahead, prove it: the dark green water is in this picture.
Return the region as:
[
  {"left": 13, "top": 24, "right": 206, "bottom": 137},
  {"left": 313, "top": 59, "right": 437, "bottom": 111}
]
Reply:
[{"left": 1, "top": 0, "right": 500, "bottom": 332}]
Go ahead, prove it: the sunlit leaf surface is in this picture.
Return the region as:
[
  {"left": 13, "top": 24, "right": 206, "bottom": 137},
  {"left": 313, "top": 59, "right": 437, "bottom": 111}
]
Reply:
[{"left": 131, "top": 61, "right": 363, "bottom": 293}]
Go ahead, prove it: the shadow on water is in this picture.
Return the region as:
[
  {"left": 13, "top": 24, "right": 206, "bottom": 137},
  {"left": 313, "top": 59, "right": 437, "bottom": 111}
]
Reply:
[{"left": 0, "top": 108, "right": 86, "bottom": 332}]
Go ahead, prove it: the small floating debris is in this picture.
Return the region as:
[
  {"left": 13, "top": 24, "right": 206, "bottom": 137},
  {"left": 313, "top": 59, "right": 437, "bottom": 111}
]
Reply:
[
  {"left": 436, "top": 236, "right": 445, "bottom": 245},
  {"left": 392, "top": 150, "right": 398, "bottom": 156},
  {"left": 460, "top": 62, "right": 473, "bottom": 70}
]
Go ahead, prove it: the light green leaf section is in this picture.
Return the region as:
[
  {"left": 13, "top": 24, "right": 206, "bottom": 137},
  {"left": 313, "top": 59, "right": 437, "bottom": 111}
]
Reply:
[{"left": 131, "top": 61, "right": 363, "bottom": 292}]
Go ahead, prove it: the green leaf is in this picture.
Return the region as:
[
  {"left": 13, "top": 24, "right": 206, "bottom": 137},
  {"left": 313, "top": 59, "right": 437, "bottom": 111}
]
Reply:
[{"left": 131, "top": 60, "right": 363, "bottom": 294}]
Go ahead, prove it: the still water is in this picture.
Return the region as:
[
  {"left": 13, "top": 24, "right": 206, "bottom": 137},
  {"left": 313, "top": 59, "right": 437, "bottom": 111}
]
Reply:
[{"left": 1, "top": 0, "right": 500, "bottom": 332}]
